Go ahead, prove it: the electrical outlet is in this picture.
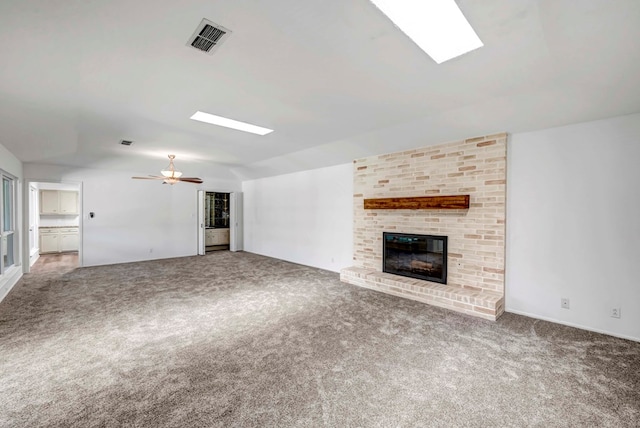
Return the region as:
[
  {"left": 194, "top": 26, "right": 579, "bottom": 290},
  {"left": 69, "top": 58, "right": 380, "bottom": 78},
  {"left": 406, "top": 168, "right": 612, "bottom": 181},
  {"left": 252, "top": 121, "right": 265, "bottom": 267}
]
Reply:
[
  {"left": 611, "top": 307, "right": 621, "bottom": 318},
  {"left": 561, "top": 298, "right": 570, "bottom": 309}
]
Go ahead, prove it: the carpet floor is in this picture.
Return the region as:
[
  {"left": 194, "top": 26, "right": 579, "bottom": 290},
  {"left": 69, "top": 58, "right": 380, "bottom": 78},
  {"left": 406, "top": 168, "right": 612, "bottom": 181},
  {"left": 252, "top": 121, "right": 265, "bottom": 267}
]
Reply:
[{"left": 0, "top": 251, "right": 638, "bottom": 427}]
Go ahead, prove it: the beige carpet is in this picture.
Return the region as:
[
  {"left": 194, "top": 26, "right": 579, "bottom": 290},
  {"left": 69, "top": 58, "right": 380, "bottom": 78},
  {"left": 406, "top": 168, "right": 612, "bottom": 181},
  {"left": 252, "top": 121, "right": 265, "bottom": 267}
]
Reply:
[{"left": 0, "top": 251, "right": 638, "bottom": 427}]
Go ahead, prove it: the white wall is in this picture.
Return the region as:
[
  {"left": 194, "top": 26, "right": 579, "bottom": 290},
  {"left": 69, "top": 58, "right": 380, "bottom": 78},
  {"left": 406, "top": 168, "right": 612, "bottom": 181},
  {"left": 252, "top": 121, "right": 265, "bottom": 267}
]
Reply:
[
  {"left": 24, "top": 163, "right": 241, "bottom": 267},
  {"left": 242, "top": 163, "right": 353, "bottom": 273},
  {"left": 0, "top": 142, "right": 22, "bottom": 178},
  {"left": 0, "top": 142, "right": 24, "bottom": 302},
  {"left": 37, "top": 182, "right": 79, "bottom": 191},
  {"left": 507, "top": 113, "right": 640, "bottom": 341}
]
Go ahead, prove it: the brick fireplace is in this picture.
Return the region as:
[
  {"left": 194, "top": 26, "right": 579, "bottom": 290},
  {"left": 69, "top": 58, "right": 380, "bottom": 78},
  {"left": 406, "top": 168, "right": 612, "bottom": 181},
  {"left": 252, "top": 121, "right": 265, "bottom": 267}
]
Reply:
[{"left": 340, "top": 133, "right": 507, "bottom": 320}]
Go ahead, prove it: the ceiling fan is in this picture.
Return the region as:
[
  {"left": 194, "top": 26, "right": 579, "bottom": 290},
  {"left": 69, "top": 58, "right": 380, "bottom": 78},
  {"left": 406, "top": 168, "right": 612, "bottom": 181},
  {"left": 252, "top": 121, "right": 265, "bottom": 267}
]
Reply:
[{"left": 132, "top": 155, "right": 203, "bottom": 185}]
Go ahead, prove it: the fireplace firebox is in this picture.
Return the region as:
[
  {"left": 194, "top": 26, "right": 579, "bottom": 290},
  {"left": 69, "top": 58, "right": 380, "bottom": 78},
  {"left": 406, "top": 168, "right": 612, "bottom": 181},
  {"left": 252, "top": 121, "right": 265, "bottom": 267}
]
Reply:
[{"left": 383, "top": 232, "right": 447, "bottom": 284}]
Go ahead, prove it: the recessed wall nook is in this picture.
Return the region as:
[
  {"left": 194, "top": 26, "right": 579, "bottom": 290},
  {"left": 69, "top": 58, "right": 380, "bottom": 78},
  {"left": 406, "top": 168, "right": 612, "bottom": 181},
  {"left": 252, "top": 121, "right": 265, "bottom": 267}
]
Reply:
[{"left": 341, "top": 133, "right": 507, "bottom": 321}]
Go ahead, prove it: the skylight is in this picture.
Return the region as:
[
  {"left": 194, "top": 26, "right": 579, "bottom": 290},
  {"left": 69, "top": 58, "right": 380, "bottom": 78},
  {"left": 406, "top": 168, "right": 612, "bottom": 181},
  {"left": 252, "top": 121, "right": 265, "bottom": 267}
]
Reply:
[
  {"left": 190, "top": 111, "right": 273, "bottom": 136},
  {"left": 370, "top": 0, "right": 483, "bottom": 64}
]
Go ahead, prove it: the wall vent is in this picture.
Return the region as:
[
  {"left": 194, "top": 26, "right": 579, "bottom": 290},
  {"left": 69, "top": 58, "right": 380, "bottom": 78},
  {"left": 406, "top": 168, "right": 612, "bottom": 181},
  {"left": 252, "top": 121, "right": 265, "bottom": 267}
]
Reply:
[
  {"left": 119, "top": 139, "right": 133, "bottom": 146},
  {"left": 187, "top": 19, "right": 232, "bottom": 55}
]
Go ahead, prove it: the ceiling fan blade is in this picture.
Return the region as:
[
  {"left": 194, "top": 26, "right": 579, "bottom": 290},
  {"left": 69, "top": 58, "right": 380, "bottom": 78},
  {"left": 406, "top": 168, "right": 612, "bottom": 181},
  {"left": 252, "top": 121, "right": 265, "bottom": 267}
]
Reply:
[
  {"left": 178, "top": 177, "right": 203, "bottom": 183},
  {"left": 132, "top": 176, "right": 164, "bottom": 180}
]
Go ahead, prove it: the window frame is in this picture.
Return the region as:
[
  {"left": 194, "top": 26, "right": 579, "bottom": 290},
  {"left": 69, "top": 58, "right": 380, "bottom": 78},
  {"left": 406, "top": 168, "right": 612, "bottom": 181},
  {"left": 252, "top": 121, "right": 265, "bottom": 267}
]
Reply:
[{"left": 1, "top": 170, "right": 18, "bottom": 276}]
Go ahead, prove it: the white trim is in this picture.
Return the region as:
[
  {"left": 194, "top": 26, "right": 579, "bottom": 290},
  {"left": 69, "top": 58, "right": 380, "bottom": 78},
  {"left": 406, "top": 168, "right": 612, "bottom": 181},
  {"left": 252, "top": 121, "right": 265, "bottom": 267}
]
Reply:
[
  {"left": 197, "top": 189, "right": 242, "bottom": 254},
  {"left": 0, "top": 265, "right": 22, "bottom": 303},
  {"left": 505, "top": 309, "right": 639, "bottom": 343},
  {"left": 197, "top": 190, "right": 205, "bottom": 255},
  {"left": 1, "top": 171, "right": 19, "bottom": 278},
  {"left": 229, "top": 192, "right": 243, "bottom": 252},
  {"left": 23, "top": 179, "right": 83, "bottom": 274},
  {"left": 29, "top": 252, "right": 39, "bottom": 267}
]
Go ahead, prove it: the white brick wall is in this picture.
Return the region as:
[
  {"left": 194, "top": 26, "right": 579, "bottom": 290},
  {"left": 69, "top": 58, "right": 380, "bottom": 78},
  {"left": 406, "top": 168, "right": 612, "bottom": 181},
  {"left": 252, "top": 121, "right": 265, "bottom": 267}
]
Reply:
[{"left": 343, "top": 134, "right": 507, "bottom": 320}]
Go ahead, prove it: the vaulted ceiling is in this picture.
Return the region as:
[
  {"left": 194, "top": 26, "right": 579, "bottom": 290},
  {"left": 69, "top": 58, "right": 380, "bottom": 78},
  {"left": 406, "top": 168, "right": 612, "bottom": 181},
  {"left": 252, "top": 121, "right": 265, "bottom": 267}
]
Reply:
[{"left": 1, "top": 0, "right": 639, "bottom": 179}]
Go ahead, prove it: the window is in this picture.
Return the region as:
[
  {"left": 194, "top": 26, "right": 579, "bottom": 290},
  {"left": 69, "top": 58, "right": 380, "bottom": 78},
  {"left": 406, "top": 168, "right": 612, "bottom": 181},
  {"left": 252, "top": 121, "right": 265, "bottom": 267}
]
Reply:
[{"left": 1, "top": 171, "right": 17, "bottom": 276}]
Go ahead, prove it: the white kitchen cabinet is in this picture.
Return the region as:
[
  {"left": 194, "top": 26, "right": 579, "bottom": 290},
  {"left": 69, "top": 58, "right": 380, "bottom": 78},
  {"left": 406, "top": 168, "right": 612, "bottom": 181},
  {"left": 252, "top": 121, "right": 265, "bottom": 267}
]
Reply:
[
  {"left": 40, "top": 191, "right": 60, "bottom": 214},
  {"left": 59, "top": 192, "right": 78, "bottom": 214},
  {"left": 40, "top": 228, "right": 59, "bottom": 253},
  {"left": 205, "top": 228, "right": 230, "bottom": 246},
  {"left": 60, "top": 230, "right": 80, "bottom": 252},
  {"left": 39, "top": 227, "right": 79, "bottom": 253},
  {"left": 40, "top": 190, "right": 78, "bottom": 215},
  {"left": 41, "top": 235, "right": 60, "bottom": 253}
]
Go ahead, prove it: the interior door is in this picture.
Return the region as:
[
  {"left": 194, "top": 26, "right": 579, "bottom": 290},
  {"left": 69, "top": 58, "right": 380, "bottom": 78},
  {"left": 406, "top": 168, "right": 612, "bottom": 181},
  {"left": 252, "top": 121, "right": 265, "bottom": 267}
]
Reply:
[
  {"left": 230, "top": 192, "right": 243, "bottom": 252},
  {"left": 197, "top": 190, "right": 205, "bottom": 255},
  {"left": 29, "top": 184, "right": 38, "bottom": 258}
]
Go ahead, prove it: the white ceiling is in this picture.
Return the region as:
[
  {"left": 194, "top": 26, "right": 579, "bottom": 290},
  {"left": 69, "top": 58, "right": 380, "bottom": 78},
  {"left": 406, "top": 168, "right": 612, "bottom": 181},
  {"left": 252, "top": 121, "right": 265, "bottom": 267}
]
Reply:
[{"left": 1, "top": 0, "right": 639, "bottom": 180}]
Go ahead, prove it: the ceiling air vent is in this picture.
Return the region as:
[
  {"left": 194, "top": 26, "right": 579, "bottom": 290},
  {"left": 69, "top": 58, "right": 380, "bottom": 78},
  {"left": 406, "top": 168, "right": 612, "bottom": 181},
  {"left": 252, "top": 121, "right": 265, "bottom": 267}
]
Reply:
[
  {"left": 187, "top": 18, "right": 231, "bottom": 55},
  {"left": 119, "top": 139, "right": 133, "bottom": 146}
]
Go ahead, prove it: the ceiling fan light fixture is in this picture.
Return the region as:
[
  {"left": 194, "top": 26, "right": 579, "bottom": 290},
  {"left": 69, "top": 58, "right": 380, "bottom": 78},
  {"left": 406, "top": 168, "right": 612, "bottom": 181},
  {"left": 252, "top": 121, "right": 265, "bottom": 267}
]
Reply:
[
  {"left": 132, "top": 155, "right": 203, "bottom": 185},
  {"left": 161, "top": 169, "right": 183, "bottom": 178},
  {"left": 161, "top": 154, "right": 183, "bottom": 178}
]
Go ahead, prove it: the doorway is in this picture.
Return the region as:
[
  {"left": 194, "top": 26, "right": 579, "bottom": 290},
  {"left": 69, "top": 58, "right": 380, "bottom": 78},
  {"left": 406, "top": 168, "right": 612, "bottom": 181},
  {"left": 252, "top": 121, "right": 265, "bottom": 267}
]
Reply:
[
  {"left": 197, "top": 191, "right": 243, "bottom": 255},
  {"left": 24, "top": 180, "right": 82, "bottom": 274}
]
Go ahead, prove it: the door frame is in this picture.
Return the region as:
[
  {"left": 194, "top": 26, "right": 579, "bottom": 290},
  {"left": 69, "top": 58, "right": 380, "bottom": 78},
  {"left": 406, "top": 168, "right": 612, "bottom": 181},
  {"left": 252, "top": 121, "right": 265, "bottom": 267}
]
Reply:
[
  {"left": 28, "top": 183, "right": 39, "bottom": 267},
  {"left": 23, "top": 179, "right": 83, "bottom": 273},
  {"left": 197, "top": 190, "right": 242, "bottom": 255}
]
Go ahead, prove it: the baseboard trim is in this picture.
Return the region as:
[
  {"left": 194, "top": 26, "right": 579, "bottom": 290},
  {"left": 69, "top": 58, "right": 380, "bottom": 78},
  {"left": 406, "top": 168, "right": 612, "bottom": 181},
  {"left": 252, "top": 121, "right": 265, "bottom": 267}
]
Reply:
[
  {"left": 0, "top": 267, "right": 23, "bottom": 304},
  {"left": 505, "top": 308, "right": 639, "bottom": 343},
  {"left": 29, "top": 252, "right": 40, "bottom": 267}
]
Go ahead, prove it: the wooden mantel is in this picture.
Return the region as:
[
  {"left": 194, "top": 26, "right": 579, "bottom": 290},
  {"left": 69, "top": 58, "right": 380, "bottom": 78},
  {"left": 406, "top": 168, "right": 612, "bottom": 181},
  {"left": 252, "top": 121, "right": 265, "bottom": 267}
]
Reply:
[{"left": 363, "top": 195, "right": 470, "bottom": 210}]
